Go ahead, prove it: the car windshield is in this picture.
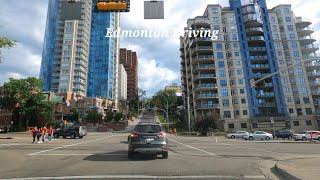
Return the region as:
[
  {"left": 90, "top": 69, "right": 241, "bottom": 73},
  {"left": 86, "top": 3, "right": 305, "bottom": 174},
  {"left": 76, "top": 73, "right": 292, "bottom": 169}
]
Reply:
[{"left": 134, "top": 125, "right": 162, "bottom": 133}]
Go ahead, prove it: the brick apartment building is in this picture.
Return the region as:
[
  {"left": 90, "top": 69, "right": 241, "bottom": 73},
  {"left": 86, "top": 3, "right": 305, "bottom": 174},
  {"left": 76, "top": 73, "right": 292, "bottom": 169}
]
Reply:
[{"left": 119, "top": 48, "right": 138, "bottom": 100}]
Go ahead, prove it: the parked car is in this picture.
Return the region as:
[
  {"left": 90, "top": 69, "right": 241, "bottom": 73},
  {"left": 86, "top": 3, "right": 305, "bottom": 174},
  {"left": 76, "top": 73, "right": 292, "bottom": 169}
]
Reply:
[
  {"left": 53, "top": 126, "right": 87, "bottom": 139},
  {"left": 128, "top": 122, "right": 168, "bottom": 159},
  {"left": 0, "top": 126, "right": 8, "bottom": 134},
  {"left": 225, "top": 131, "right": 249, "bottom": 139},
  {"left": 243, "top": 131, "right": 273, "bottom": 141},
  {"left": 293, "top": 131, "right": 320, "bottom": 141},
  {"left": 275, "top": 129, "right": 294, "bottom": 140}
]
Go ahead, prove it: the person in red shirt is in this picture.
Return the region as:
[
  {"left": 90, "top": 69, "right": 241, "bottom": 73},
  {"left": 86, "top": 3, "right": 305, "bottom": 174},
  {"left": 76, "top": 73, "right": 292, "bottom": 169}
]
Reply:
[
  {"left": 31, "top": 127, "right": 37, "bottom": 143},
  {"left": 47, "top": 127, "right": 54, "bottom": 142}
]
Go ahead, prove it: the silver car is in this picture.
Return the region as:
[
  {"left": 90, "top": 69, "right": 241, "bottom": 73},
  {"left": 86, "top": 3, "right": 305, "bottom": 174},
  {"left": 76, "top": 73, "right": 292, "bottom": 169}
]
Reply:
[
  {"left": 243, "top": 131, "right": 273, "bottom": 141},
  {"left": 226, "top": 131, "right": 249, "bottom": 139}
]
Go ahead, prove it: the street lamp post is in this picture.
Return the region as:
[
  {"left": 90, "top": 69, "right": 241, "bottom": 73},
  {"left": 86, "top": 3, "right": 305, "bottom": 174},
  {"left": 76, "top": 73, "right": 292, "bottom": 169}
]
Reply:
[{"left": 158, "top": 94, "right": 169, "bottom": 124}]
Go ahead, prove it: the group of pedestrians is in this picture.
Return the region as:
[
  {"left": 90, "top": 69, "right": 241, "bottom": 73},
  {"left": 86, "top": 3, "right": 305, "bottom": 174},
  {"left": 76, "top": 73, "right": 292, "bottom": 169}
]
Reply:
[{"left": 31, "top": 126, "right": 54, "bottom": 143}]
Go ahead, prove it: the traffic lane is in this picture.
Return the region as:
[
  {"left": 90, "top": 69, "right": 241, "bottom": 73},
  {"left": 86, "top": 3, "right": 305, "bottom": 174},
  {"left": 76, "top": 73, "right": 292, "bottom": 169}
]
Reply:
[
  {"left": 170, "top": 135, "right": 320, "bottom": 159},
  {"left": 0, "top": 133, "right": 266, "bottom": 179}
]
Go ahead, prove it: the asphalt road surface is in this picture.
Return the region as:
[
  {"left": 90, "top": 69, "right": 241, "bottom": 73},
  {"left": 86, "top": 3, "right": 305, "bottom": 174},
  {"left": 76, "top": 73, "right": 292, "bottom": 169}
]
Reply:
[{"left": 0, "top": 111, "right": 320, "bottom": 180}]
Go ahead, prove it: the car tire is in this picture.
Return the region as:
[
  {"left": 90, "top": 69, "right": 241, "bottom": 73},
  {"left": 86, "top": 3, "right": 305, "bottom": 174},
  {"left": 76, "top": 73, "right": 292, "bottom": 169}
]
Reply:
[
  {"left": 70, "top": 133, "right": 76, "bottom": 139},
  {"left": 266, "top": 136, "right": 271, "bottom": 141},
  {"left": 128, "top": 151, "right": 135, "bottom": 159},
  {"left": 288, "top": 136, "right": 292, "bottom": 140},
  {"left": 249, "top": 136, "right": 254, "bottom": 140},
  {"left": 302, "top": 137, "right": 307, "bottom": 141},
  {"left": 53, "top": 133, "right": 59, "bottom": 138},
  {"left": 162, "top": 152, "right": 168, "bottom": 159},
  {"left": 79, "top": 136, "right": 83, "bottom": 139},
  {"left": 295, "top": 139, "right": 298, "bottom": 141},
  {"left": 63, "top": 136, "right": 67, "bottom": 139},
  {"left": 231, "top": 135, "right": 235, "bottom": 139}
]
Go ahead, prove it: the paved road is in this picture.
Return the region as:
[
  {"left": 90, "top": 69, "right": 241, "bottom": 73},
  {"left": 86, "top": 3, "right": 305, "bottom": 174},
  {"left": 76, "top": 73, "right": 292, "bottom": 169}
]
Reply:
[{"left": 0, "top": 111, "right": 320, "bottom": 179}]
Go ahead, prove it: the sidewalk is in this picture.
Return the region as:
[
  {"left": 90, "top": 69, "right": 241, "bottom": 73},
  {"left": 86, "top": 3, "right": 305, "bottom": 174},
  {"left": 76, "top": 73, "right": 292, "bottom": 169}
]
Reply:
[{"left": 275, "top": 157, "right": 320, "bottom": 180}]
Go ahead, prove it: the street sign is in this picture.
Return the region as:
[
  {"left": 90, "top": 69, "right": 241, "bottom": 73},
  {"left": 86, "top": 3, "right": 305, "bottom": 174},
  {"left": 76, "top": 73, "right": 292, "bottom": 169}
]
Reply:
[{"left": 270, "top": 117, "right": 274, "bottom": 124}]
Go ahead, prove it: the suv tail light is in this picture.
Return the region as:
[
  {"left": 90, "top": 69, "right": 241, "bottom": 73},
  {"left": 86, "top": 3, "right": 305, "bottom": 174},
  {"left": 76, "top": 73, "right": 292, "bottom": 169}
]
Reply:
[{"left": 157, "top": 132, "right": 166, "bottom": 138}]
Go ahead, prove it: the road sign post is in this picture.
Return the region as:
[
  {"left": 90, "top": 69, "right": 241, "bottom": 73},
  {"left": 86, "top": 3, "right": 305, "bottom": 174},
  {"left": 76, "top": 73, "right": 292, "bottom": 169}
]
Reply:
[{"left": 270, "top": 117, "right": 275, "bottom": 139}]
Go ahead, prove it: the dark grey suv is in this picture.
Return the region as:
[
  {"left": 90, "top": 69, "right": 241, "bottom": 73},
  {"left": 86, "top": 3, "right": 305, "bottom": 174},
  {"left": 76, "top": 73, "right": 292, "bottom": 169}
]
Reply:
[{"left": 128, "top": 123, "right": 168, "bottom": 159}]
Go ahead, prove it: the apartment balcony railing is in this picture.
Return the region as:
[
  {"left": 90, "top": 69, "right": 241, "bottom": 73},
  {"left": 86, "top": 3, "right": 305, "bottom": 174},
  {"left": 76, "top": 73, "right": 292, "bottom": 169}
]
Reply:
[
  {"left": 195, "top": 104, "right": 220, "bottom": 109},
  {"left": 192, "top": 55, "right": 214, "bottom": 62},
  {"left": 246, "top": 27, "right": 264, "bottom": 36},
  {"left": 247, "top": 36, "right": 265, "bottom": 41},
  {"left": 194, "top": 74, "right": 215, "bottom": 80},
  {"left": 195, "top": 93, "right": 219, "bottom": 99},
  {"left": 250, "top": 55, "right": 268, "bottom": 60},
  {"left": 257, "top": 92, "right": 275, "bottom": 97},
  {"left": 311, "top": 91, "right": 320, "bottom": 95},
  {"left": 252, "top": 73, "right": 271, "bottom": 78},
  {"left": 258, "top": 103, "right": 276, "bottom": 107},
  {"left": 307, "top": 72, "right": 320, "bottom": 76},
  {"left": 193, "top": 37, "right": 212, "bottom": 42},
  {"left": 191, "top": 46, "right": 213, "bottom": 54},
  {"left": 52, "top": 73, "right": 60, "bottom": 77},
  {"left": 193, "top": 64, "right": 215, "bottom": 71},
  {"left": 297, "top": 27, "right": 314, "bottom": 37},
  {"left": 303, "top": 53, "right": 320, "bottom": 59},
  {"left": 248, "top": 47, "right": 267, "bottom": 51},
  {"left": 295, "top": 18, "right": 311, "bottom": 28},
  {"left": 195, "top": 84, "right": 217, "bottom": 88},
  {"left": 305, "top": 62, "right": 320, "bottom": 67},
  {"left": 251, "top": 64, "right": 270, "bottom": 69}
]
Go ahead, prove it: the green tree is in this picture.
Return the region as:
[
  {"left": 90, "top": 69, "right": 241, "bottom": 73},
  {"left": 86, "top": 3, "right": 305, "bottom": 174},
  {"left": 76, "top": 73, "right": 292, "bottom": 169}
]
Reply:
[
  {"left": 106, "top": 111, "right": 114, "bottom": 122},
  {"left": 152, "top": 90, "right": 177, "bottom": 113},
  {"left": 194, "top": 110, "right": 223, "bottom": 136},
  {"left": 68, "top": 109, "right": 79, "bottom": 122},
  {"left": 85, "top": 109, "right": 101, "bottom": 123},
  {"left": 0, "top": 37, "right": 16, "bottom": 63},
  {"left": 114, "top": 112, "right": 123, "bottom": 123},
  {"left": 0, "top": 77, "right": 54, "bottom": 129}
]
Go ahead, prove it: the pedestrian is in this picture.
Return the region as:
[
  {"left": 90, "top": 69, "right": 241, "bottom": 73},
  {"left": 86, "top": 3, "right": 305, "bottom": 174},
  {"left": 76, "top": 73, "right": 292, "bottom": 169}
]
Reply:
[
  {"left": 31, "top": 127, "right": 37, "bottom": 143},
  {"left": 41, "top": 127, "right": 46, "bottom": 143},
  {"left": 37, "top": 128, "right": 42, "bottom": 143},
  {"left": 47, "top": 127, "right": 53, "bottom": 142}
]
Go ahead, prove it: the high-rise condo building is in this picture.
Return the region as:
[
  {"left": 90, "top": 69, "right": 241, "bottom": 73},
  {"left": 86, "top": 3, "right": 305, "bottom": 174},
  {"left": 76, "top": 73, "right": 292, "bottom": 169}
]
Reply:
[
  {"left": 180, "top": 0, "right": 319, "bottom": 131},
  {"left": 40, "top": 0, "right": 119, "bottom": 99}
]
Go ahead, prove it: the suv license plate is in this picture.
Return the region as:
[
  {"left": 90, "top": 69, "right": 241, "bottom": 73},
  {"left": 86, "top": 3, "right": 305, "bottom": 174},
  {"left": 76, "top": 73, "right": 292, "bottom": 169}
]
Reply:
[{"left": 146, "top": 138, "right": 154, "bottom": 143}]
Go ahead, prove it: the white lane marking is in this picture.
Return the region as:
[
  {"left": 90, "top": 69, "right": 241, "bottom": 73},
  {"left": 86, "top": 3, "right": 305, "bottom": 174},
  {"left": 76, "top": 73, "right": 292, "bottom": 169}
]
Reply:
[
  {"left": 0, "top": 142, "right": 28, "bottom": 147},
  {"left": 27, "top": 135, "right": 114, "bottom": 156},
  {"left": 0, "top": 175, "right": 266, "bottom": 179},
  {"left": 168, "top": 137, "right": 216, "bottom": 156},
  {"left": 217, "top": 142, "right": 294, "bottom": 156}
]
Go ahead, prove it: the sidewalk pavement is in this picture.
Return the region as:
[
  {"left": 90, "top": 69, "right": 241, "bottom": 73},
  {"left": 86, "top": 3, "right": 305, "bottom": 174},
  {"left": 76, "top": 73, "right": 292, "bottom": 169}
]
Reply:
[{"left": 275, "top": 156, "right": 320, "bottom": 180}]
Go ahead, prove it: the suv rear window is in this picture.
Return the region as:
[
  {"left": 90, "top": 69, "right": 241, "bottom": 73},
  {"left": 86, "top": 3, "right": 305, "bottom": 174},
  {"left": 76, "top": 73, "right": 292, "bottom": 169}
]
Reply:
[{"left": 134, "top": 125, "right": 162, "bottom": 133}]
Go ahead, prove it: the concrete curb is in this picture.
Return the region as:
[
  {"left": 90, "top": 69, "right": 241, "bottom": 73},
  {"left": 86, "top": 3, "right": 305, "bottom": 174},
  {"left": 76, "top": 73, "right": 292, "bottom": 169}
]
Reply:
[{"left": 274, "top": 162, "right": 301, "bottom": 180}]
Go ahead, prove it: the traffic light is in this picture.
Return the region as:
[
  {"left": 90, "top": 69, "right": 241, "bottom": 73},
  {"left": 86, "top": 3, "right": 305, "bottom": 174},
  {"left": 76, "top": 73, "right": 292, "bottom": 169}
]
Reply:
[{"left": 96, "top": 0, "right": 130, "bottom": 12}]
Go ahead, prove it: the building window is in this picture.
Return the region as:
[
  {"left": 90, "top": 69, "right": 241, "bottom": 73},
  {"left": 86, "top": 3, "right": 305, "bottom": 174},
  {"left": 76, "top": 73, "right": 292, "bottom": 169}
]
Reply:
[
  {"left": 277, "top": 51, "right": 282, "bottom": 56},
  {"left": 289, "top": 34, "right": 295, "bottom": 39},
  {"left": 279, "top": 60, "right": 284, "bottom": 65},
  {"left": 220, "top": 80, "right": 227, "bottom": 86},
  {"left": 284, "top": 8, "right": 290, "bottom": 14},
  {"left": 241, "top": 123, "right": 247, "bottom": 128},
  {"left": 241, "top": 99, "right": 246, "bottom": 104},
  {"left": 306, "top": 108, "right": 313, "bottom": 115},
  {"left": 285, "top": 17, "right": 292, "bottom": 22},
  {"left": 238, "top": 79, "right": 243, "bottom": 84},
  {"left": 301, "top": 87, "right": 308, "bottom": 94},
  {"left": 282, "top": 78, "right": 288, "bottom": 83},
  {"left": 298, "top": 77, "right": 305, "bottom": 84},
  {"left": 233, "top": 43, "right": 238, "bottom": 48},
  {"left": 224, "top": 111, "right": 231, "bottom": 118},
  {"left": 222, "top": 99, "right": 230, "bottom": 106},
  {"left": 293, "top": 121, "right": 300, "bottom": 126},
  {"left": 213, "top": 25, "right": 220, "bottom": 31},
  {"left": 284, "top": 87, "right": 290, "bottom": 93},
  {"left": 216, "top": 43, "right": 223, "bottom": 50},
  {"left": 228, "top": 123, "right": 234, "bottom": 128},
  {"left": 221, "top": 89, "right": 229, "bottom": 96},
  {"left": 303, "top": 97, "right": 310, "bottom": 104},
  {"left": 235, "top": 110, "right": 240, "bottom": 116},
  {"left": 274, "top": 34, "right": 279, "bottom": 39},
  {"left": 306, "top": 120, "right": 312, "bottom": 126},
  {"left": 218, "top": 61, "right": 225, "bottom": 68},
  {"left": 291, "top": 42, "right": 297, "bottom": 48},
  {"left": 237, "top": 70, "right": 242, "bottom": 75},
  {"left": 293, "top": 51, "right": 300, "bottom": 57},
  {"left": 275, "top": 42, "right": 281, "bottom": 47},
  {"left": 217, "top": 52, "right": 224, "bottom": 59},
  {"left": 243, "top": 110, "right": 248, "bottom": 115},
  {"left": 289, "top": 108, "right": 294, "bottom": 113},
  {"left": 287, "top": 25, "right": 294, "bottom": 31},
  {"left": 235, "top": 61, "right": 241, "bottom": 65},
  {"left": 286, "top": 97, "right": 292, "bottom": 102},
  {"left": 213, "top": 17, "right": 219, "bottom": 23},
  {"left": 234, "top": 52, "right": 240, "bottom": 56},
  {"left": 232, "top": 34, "right": 237, "bottom": 40},
  {"left": 272, "top": 25, "right": 277, "bottom": 31},
  {"left": 212, "top": 8, "right": 218, "bottom": 14},
  {"left": 230, "top": 17, "right": 234, "bottom": 23},
  {"left": 219, "top": 70, "right": 226, "bottom": 77},
  {"left": 240, "top": 89, "right": 245, "bottom": 94},
  {"left": 270, "top": 17, "right": 276, "bottom": 23}
]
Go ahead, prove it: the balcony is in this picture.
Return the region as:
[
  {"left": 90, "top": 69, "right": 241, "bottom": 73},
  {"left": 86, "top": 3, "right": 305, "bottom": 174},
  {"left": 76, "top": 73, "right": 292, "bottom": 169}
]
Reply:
[
  {"left": 298, "top": 36, "right": 316, "bottom": 46},
  {"left": 258, "top": 103, "right": 276, "bottom": 107},
  {"left": 257, "top": 92, "right": 275, "bottom": 97},
  {"left": 303, "top": 53, "right": 320, "bottom": 59},
  {"left": 192, "top": 18, "right": 210, "bottom": 26},
  {"left": 191, "top": 46, "right": 213, "bottom": 54},
  {"left": 195, "top": 93, "right": 219, "bottom": 100},
  {"left": 52, "top": 73, "right": 60, "bottom": 77},
  {"left": 195, "top": 104, "right": 220, "bottom": 110},
  {"left": 301, "top": 44, "right": 319, "bottom": 54},
  {"left": 193, "top": 37, "right": 212, "bottom": 43},
  {"left": 251, "top": 64, "right": 270, "bottom": 69},
  {"left": 311, "top": 91, "right": 320, "bottom": 96},
  {"left": 193, "top": 64, "right": 215, "bottom": 72},
  {"left": 246, "top": 27, "right": 264, "bottom": 36},
  {"left": 297, "top": 27, "right": 314, "bottom": 37},
  {"left": 194, "top": 74, "right": 215, "bottom": 81},
  {"left": 305, "top": 62, "right": 320, "bottom": 70},
  {"left": 247, "top": 36, "right": 265, "bottom": 46},
  {"left": 192, "top": 55, "right": 214, "bottom": 63},
  {"left": 307, "top": 71, "right": 320, "bottom": 77},
  {"left": 194, "top": 84, "right": 218, "bottom": 91},
  {"left": 295, "top": 18, "right": 312, "bottom": 29},
  {"left": 250, "top": 55, "right": 268, "bottom": 62},
  {"left": 243, "top": 16, "right": 263, "bottom": 28},
  {"left": 252, "top": 73, "right": 271, "bottom": 78},
  {"left": 248, "top": 47, "right": 267, "bottom": 54},
  {"left": 180, "top": 51, "right": 185, "bottom": 58}
]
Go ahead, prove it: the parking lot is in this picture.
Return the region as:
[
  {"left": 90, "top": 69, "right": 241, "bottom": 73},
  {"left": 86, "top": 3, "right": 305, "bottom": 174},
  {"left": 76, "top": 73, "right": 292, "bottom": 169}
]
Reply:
[{"left": 0, "top": 131, "right": 320, "bottom": 179}]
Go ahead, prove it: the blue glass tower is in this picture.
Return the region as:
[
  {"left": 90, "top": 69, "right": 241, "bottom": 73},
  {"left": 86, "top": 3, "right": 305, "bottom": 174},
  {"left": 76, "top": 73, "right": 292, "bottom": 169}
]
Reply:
[
  {"left": 40, "top": 0, "right": 59, "bottom": 91},
  {"left": 229, "top": 0, "right": 287, "bottom": 117},
  {"left": 87, "top": 7, "right": 116, "bottom": 98}
]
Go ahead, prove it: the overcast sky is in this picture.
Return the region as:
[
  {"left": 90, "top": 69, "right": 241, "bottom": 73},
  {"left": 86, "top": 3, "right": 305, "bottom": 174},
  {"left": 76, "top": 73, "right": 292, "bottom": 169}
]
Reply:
[{"left": 0, "top": 0, "right": 319, "bottom": 97}]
